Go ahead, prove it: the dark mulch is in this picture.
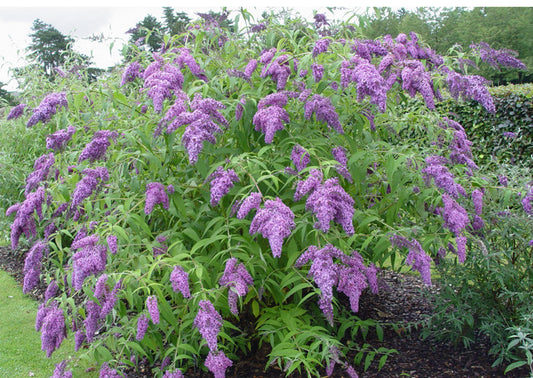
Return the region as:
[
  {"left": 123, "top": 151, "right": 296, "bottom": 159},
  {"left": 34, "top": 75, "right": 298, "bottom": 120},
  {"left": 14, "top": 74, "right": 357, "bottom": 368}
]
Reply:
[{"left": 1, "top": 246, "right": 528, "bottom": 377}]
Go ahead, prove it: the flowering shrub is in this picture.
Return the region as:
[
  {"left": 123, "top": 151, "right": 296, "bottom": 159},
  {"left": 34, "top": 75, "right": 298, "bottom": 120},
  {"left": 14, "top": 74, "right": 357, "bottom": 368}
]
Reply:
[{"left": 2, "top": 8, "right": 530, "bottom": 377}]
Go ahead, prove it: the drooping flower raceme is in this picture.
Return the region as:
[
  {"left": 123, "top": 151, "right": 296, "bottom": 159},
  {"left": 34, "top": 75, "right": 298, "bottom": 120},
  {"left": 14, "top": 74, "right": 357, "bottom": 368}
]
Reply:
[
  {"left": 25, "top": 152, "right": 55, "bottom": 195},
  {"left": 205, "top": 350, "right": 233, "bottom": 378},
  {"left": 219, "top": 257, "right": 254, "bottom": 315},
  {"left": 78, "top": 130, "right": 118, "bottom": 163},
  {"left": 144, "top": 182, "right": 170, "bottom": 215},
  {"left": 441, "top": 193, "right": 470, "bottom": 236},
  {"left": 70, "top": 167, "right": 109, "bottom": 215},
  {"left": 291, "top": 144, "right": 310, "bottom": 173},
  {"left": 136, "top": 314, "right": 149, "bottom": 341},
  {"left": 312, "top": 38, "right": 331, "bottom": 57},
  {"left": 27, "top": 92, "right": 68, "bottom": 127},
  {"left": 23, "top": 240, "right": 48, "bottom": 293},
  {"left": 304, "top": 94, "right": 344, "bottom": 134},
  {"left": 120, "top": 61, "right": 143, "bottom": 86},
  {"left": 471, "top": 42, "right": 528, "bottom": 71},
  {"left": 332, "top": 146, "right": 353, "bottom": 183},
  {"left": 194, "top": 300, "right": 223, "bottom": 352},
  {"left": 36, "top": 303, "right": 66, "bottom": 357},
  {"left": 8, "top": 185, "right": 45, "bottom": 250},
  {"left": 6, "top": 103, "right": 26, "bottom": 120},
  {"left": 170, "top": 265, "right": 190, "bottom": 298},
  {"left": 252, "top": 94, "right": 290, "bottom": 144},
  {"left": 46, "top": 125, "right": 76, "bottom": 152},
  {"left": 390, "top": 235, "right": 432, "bottom": 285},
  {"left": 208, "top": 166, "right": 239, "bottom": 207},
  {"left": 143, "top": 54, "right": 184, "bottom": 113},
  {"left": 422, "top": 156, "right": 466, "bottom": 198},
  {"left": 71, "top": 234, "right": 108, "bottom": 290},
  {"left": 341, "top": 57, "right": 387, "bottom": 112},
  {"left": 146, "top": 295, "right": 160, "bottom": 324},
  {"left": 249, "top": 198, "right": 295, "bottom": 258},
  {"left": 237, "top": 192, "right": 262, "bottom": 219}
]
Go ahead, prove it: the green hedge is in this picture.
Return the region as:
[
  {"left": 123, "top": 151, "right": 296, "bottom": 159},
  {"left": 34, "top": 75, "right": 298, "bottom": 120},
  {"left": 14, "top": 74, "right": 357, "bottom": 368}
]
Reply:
[{"left": 437, "top": 84, "right": 533, "bottom": 166}]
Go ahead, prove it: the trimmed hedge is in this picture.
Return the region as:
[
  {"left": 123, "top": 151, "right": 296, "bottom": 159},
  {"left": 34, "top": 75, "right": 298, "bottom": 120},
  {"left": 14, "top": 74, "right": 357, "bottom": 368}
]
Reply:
[{"left": 437, "top": 84, "right": 533, "bottom": 166}]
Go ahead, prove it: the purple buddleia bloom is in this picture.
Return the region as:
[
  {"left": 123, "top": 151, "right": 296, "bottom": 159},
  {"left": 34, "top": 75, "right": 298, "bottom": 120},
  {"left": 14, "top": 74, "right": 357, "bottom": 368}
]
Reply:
[
  {"left": 143, "top": 56, "right": 184, "bottom": 113},
  {"left": 314, "top": 13, "right": 329, "bottom": 29},
  {"left": 471, "top": 42, "right": 527, "bottom": 71},
  {"left": 456, "top": 236, "right": 467, "bottom": 263},
  {"left": 121, "top": 61, "right": 143, "bottom": 86},
  {"left": 37, "top": 304, "right": 66, "bottom": 357},
  {"left": 99, "top": 362, "right": 122, "bottom": 378},
  {"left": 252, "top": 104, "right": 290, "bottom": 144},
  {"left": 194, "top": 300, "right": 223, "bottom": 352},
  {"left": 45, "top": 280, "right": 59, "bottom": 303},
  {"left": 237, "top": 192, "right": 262, "bottom": 219},
  {"left": 191, "top": 93, "right": 228, "bottom": 127},
  {"left": 259, "top": 48, "right": 277, "bottom": 64},
  {"left": 107, "top": 235, "right": 118, "bottom": 255},
  {"left": 313, "top": 38, "right": 331, "bottom": 58},
  {"left": 522, "top": 187, "right": 533, "bottom": 214},
  {"left": 136, "top": 314, "right": 149, "bottom": 341},
  {"left": 146, "top": 295, "right": 160, "bottom": 324},
  {"left": 208, "top": 166, "right": 239, "bottom": 207},
  {"left": 163, "top": 370, "right": 184, "bottom": 378},
  {"left": 157, "top": 90, "right": 189, "bottom": 136},
  {"left": 332, "top": 147, "right": 353, "bottom": 183},
  {"left": 72, "top": 237, "right": 108, "bottom": 291},
  {"left": 312, "top": 63, "right": 324, "bottom": 82},
  {"left": 260, "top": 54, "right": 292, "bottom": 91},
  {"left": 46, "top": 125, "right": 76, "bottom": 152},
  {"left": 441, "top": 193, "right": 470, "bottom": 236},
  {"left": 244, "top": 59, "right": 258, "bottom": 78},
  {"left": 257, "top": 92, "right": 288, "bottom": 110},
  {"left": 6, "top": 103, "right": 26, "bottom": 120},
  {"left": 249, "top": 198, "right": 295, "bottom": 258},
  {"left": 170, "top": 265, "right": 190, "bottom": 298},
  {"left": 23, "top": 240, "right": 47, "bottom": 293},
  {"left": 52, "top": 360, "right": 72, "bottom": 378},
  {"left": 93, "top": 274, "right": 108, "bottom": 300},
  {"left": 503, "top": 131, "right": 516, "bottom": 138},
  {"left": 9, "top": 186, "right": 45, "bottom": 250},
  {"left": 27, "top": 92, "right": 68, "bottom": 127},
  {"left": 78, "top": 130, "right": 118, "bottom": 163},
  {"left": 153, "top": 235, "right": 168, "bottom": 257},
  {"left": 305, "top": 178, "right": 355, "bottom": 235},
  {"left": 400, "top": 60, "right": 436, "bottom": 109},
  {"left": 250, "top": 22, "right": 267, "bottom": 33},
  {"left": 25, "top": 152, "right": 55, "bottom": 194},
  {"left": 144, "top": 182, "right": 170, "bottom": 215},
  {"left": 205, "top": 350, "right": 233, "bottom": 378},
  {"left": 391, "top": 236, "right": 432, "bottom": 285},
  {"left": 291, "top": 145, "right": 310, "bottom": 173},
  {"left": 304, "top": 94, "right": 344, "bottom": 133},
  {"left": 84, "top": 300, "right": 101, "bottom": 342},
  {"left": 342, "top": 58, "right": 387, "bottom": 112},
  {"left": 471, "top": 189, "right": 483, "bottom": 215},
  {"left": 471, "top": 215, "right": 485, "bottom": 231},
  {"left": 499, "top": 175, "right": 508, "bottom": 187},
  {"left": 70, "top": 167, "right": 109, "bottom": 212},
  {"left": 294, "top": 168, "right": 323, "bottom": 201},
  {"left": 174, "top": 47, "right": 208, "bottom": 81},
  {"left": 445, "top": 71, "right": 495, "bottom": 113},
  {"left": 345, "top": 365, "right": 359, "bottom": 378},
  {"left": 235, "top": 97, "right": 245, "bottom": 121},
  {"left": 100, "top": 279, "right": 121, "bottom": 318},
  {"left": 422, "top": 156, "right": 466, "bottom": 198},
  {"left": 219, "top": 257, "right": 254, "bottom": 315}
]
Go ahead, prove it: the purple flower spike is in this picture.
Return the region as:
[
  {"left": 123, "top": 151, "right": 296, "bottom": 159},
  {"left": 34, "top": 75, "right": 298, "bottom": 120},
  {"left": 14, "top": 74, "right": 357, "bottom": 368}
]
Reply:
[
  {"left": 219, "top": 257, "right": 253, "bottom": 315},
  {"left": 78, "top": 130, "right": 118, "bottom": 163},
  {"left": 146, "top": 295, "right": 160, "bottom": 324},
  {"left": 442, "top": 193, "right": 470, "bottom": 236},
  {"left": 311, "top": 63, "right": 324, "bottom": 82},
  {"left": 237, "top": 192, "right": 262, "bottom": 219},
  {"left": 249, "top": 198, "right": 295, "bottom": 258},
  {"left": 208, "top": 166, "right": 239, "bottom": 207},
  {"left": 6, "top": 103, "right": 26, "bottom": 120},
  {"left": 46, "top": 125, "right": 76, "bottom": 152},
  {"left": 291, "top": 145, "right": 310, "bottom": 173},
  {"left": 205, "top": 350, "right": 233, "bottom": 378},
  {"left": 304, "top": 94, "right": 344, "bottom": 133},
  {"left": 312, "top": 38, "right": 330, "bottom": 58},
  {"left": 170, "top": 265, "right": 190, "bottom": 298},
  {"left": 36, "top": 304, "right": 66, "bottom": 358},
  {"left": 52, "top": 360, "right": 72, "bottom": 378},
  {"left": 391, "top": 236, "right": 432, "bottom": 285},
  {"left": 27, "top": 92, "right": 68, "bottom": 128},
  {"left": 471, "top": 189, "right": 484, "bottom": 216},
  {"left": 144, "top": 182, "right": 170, "bottom": 215},
  {"left": 121, "top": 61, "right": 143, "bottom": 86},
  {"left": 194, "top": 300, "right": 223, "bottom": 352},
  {"left": 252, "top": 98, "right": 290, "bottom": 144}
]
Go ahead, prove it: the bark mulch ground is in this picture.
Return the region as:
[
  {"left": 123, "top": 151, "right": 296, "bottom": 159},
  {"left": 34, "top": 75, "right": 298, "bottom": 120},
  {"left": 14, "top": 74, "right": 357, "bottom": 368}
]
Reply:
[{"left": 1, "top": 246, "right": 528, "bottom": 377}]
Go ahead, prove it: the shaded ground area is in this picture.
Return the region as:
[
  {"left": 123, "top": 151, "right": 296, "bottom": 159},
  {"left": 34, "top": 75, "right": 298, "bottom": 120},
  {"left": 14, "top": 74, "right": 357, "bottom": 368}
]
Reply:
[{"left": 0, "top": 246, "right": 527, "bottom": 377}]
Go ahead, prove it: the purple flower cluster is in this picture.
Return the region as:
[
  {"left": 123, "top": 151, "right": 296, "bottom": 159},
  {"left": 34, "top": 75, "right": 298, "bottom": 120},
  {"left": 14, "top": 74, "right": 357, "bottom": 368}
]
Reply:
[
  {"left": 208, "top": 166, "right": 239, "bottom": 207},
  {"left": 107, "top": 235, "right": 118, "bottom": 255},
  {"left": 46, "top": 125, "right": 76, "bottom": 152},
  {"left": 174, "top": 47, "right": 208, "bottom": 81},
  {"left": 291, "top": 145, "right": 310, "bottom": 173},
  {"left": 45, "top": 280, "right": 59, "bottom": 303},
  {"left": 249, "top": 197, "right": 295, "bottom": 258},
  {"left": 170, "top": 265, "right": 191, "bottom": 298},
  {"left": 237, "top": 192, "right": 262, "bottom": 219},
  {"left": 70, "top": 167, "right": 109, "bottom": 213},
  {"left": 304, "top": 94, "right": 344, "bottom": 133},
  {"left": 153, "top": 234, "right": 167, "bottom": 257},
  {"left": 136, "top": 313, "right": 149, "bottom": 341},
  {"left": 120, "top": 61, "right": 143, "bottom": 86},
  {"left": 23, "top": 240, "right": 47, "bottom": 293},
  {"left": 35, "top": 303, "right": 66, "bottom": 357},
  {"left": 146, "top": 295, "right": 160, "bottom": 324},
  {"left": 314, "top": 13, "right": 329, "bottom": 29},
  {"left": 144, "top": 182, "right": 170, "bottom": 215},
  {"left": 443, "top": 118, "right": 478, "bottom": 172},
  {"left": 27, "top": 92, "right": 68, "bottom": 127},
  {"left": 143, "top": 54, "right": 184, "bottom": 113},
  {"left": 7, "top": 185, "right": 45, "bottom": 249},
  {"left": 341, "top": 57, "right": 387, "bottom": 112},
  {"left": 312, "top": 38, "right": 331, "bottom": 58},
  {"left": 332, "top": 146, "right": 353, "bottom": 183},
  {"left": 311, "top": 63, "right": 324, "bottom": 82},
  {"left": 250, "top": 22, "right": 267, "bottom": 33},
  {"left": 471, "top": 42, "right": 527, "bottom": 71},
  {"left": 99, "top": 362, "right": 122, "bottom": 378},
  {"left": 194, "top": 300, "right": 223, "bottom": 352},
  {"left": 471, "top": 189, "right": 484, "bottom": 216},
  {"left": 390, "top": 236, "right": 432, "bottom": 285},
  {"left": 219, "top": 257, "right": 254, "bottom": 315},
  {"left": 51, "top": 360, "right": 72, "bottom": 378},
  {"left": 400, "top": 60, "right": 436, "bottom": 109},
  {"left": 295, "top": 244, "right": 378, "bottom": 325},
  {"left": 71, "top": 233, "right": 107, "bottom": 290},
  {"left": 422, "top": 156, "right": 466, "bottom": 198},
  {"left": 205, "top": 350, "right": 233, "bottom": 378},
  {"left": 6, "top": 103, "right": 26, "bottom": 120},
  {"left": 441, "top": 193, "right": 470, "bottom": 236},
  {"left": 259, "top": 49, "right": 292, "bottom": 90},
  {"left": 78, "top": 130, "right": 118, "bottom": 163},
  {"left": 252, "top": 93, "right": 290, "bottom": 143},
  {"left": 25, "top": 153, "right": 55, "bottom": 195},
  {"left": 445, "top": 71, "right": 495, "bottom": 113},
  {"left": 522, "top": 186, "right": 533, "bottom": 214},
  {"left": 162, "top": 370, "right": 184, "bottom": 378}
]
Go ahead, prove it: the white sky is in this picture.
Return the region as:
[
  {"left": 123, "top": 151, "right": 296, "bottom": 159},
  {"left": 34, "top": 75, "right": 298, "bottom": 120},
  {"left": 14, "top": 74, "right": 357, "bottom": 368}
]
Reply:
[{"left": 1, "top": 0, "right": 529, "bottom": 91}]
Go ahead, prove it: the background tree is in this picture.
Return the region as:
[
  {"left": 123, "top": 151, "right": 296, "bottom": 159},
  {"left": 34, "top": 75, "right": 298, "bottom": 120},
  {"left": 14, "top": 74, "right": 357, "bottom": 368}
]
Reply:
[
  {"left": 127, "top": 15, "right": 164, "bottom": 52},
  {"left": 163, "top": 7, "right": 191, "bottom": 36},
  {"left": 0, "top": 82, "right": 17, "bottom": 106}
]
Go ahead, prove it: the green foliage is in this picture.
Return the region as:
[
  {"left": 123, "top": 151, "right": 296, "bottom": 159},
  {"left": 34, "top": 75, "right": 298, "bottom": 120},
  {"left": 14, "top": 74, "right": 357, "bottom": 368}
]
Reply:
[
  {"left": 437, "top": 83, "right": 533, "bottom": 166},
  {"left": 505, "top": 314, "right": 533, "bottom": 377}
]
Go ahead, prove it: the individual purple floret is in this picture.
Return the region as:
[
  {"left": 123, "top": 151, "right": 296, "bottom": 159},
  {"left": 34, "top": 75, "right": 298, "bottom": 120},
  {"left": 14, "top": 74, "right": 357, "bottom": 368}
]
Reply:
[
  {"left": 121, "top": 61, "right": 144, "bottom": 86},
  {"left": 8, "top": 186, "right": 45, "bottom": 250},
  {"left": 291, "top": 145, "right": 310, "bottom": 173},
  {"left": 144, "top": 182, "right": 170, "bottom": 215},
  {"left": 146, "top": 295, "right": 160, "bottom": 324},
  {"left": 170, "top": 265, "right": 190, "bottom": 298},
  {"left": 441, "top": 193, "right": 470, "bottom": 236},
  {"left": 304, "top": 177, "right": 355, "bottom": 235},
  {"left": 304, "top": 94, "right": 344, "bottom": 134},
  {"left": 311, "top": 63, "right": 324, "bottom": 82},
  {"left": 237, "top": 192, "right": 262, "bottom": 219},
  {"left": 46, "top": 125, "right": 76, "bottom": 152},
  {"left": 51, "top": 360, "right": 72, "bottom": 378},
  {"left": 219, "top": 257, "right": 254, "bottom": 315},
  {"left": 6, "top": 103, "right": 26, "bottom": 120},
  {"left": 23, "top": 240, "right": 47, "bottom": 293},
  {"left": 25, "top": 153, "right": 55, "bottom": 195},
  {"left": 252, "top": 101, "right": 290, "bottom": 144},
  {"left": 26, "top": 92, "right": 68, "bottom": 127},
  {"left": 249, "top": 198, "right": 295, "bottom": 258},
  {"left": 312, "top": 38, "right": 331, "bottom": 58},
  {"left": 78, "top": 130, "right": 118, "bottom": 163},
  {"left": 205, "top": 350, "right": 233, "bottom": 378},
  {"left": 208, "top": 166, "right": 239, "bottom": 207},
  {"left": 390, "top": 236, "right": 432, "bottom": 285},
  {"left": 36, "top": 303, "right": 66, "bottom": 357},
  {"left": 194, "top": 300, "right": 223, "bottom": 352}
]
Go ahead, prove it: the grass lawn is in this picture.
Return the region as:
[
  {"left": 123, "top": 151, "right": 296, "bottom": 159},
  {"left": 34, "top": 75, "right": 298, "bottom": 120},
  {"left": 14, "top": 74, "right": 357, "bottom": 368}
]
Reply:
[{"left": 0, "top": 269, "right": 95, "bottom": 377}]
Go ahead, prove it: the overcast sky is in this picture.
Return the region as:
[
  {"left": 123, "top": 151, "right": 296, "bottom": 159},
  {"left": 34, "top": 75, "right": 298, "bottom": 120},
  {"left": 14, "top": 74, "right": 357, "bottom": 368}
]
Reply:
[{"left": 1, "top": 1, "right": 529, "bottom": 91}]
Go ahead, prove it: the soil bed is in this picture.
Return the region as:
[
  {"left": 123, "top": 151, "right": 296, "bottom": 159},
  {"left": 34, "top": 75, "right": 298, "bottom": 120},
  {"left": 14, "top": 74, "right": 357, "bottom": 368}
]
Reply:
[{"left": 0, "top": 246, "right": 528, "bottom": 377}]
